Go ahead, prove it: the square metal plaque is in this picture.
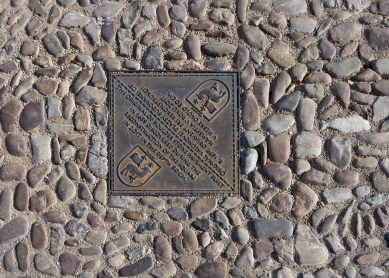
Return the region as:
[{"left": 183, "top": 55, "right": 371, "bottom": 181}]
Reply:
[{"left": 109, "top": 71, "right": 239, "bottom": 195}]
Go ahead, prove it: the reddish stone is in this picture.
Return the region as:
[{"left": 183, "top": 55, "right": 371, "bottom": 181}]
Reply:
[
  {"left": 195, "top": 261, "right": 228, "bottom": 278},
  {"left": 268, "top": 133, "right": 290, "bottom": 163},
  {"left": 59, "top": 252, "right": 83, "bottom": 275},
  {"left": 190, "top": 198, "right": 217, "bottom": 218},
  {"left": 31, "top": 221, "right": 48, "bottom": 250},
  {"left": 228, "top": 207, "right": 244, "bottom": 226},
  {"left": 30, "top": 190, "right": 57, "bottom": 212},
  {"left": 87, "top": 212, "right": 105, "bottom": 229},
  {"left": 0, "top": 99, "right": 22, "bottom": 132},
  {"left": 19, "top": 101, "right": 45, "bottom": 132},
  {"left": 154, "top": 235, "right": 172, "bottom": 262},
  {"left": 0, "top": 216, "right": 29, "bottom": 243},
  {"left": 161, "top": 221, "right": 183, "bottom": 236},
  {"left": 182, "top": 228, "right": 199, "bottom": 253},
  {"left": 270, "top": 192, "right": 293, "bottom": 213}
]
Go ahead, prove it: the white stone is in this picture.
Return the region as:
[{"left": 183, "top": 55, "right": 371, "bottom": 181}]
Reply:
[
  {"left": 321, "top": 114, "right": 370, "bottom": 133},
  {"left": 295, "top": 224, "right": 329, "bottom": 265},
  {"left": 360, "top": 265, "right": 386, "bottom": 277},
  {"left": 262, "top": 114, "right": 295, "bottom": 134},
  {"left": 380, "top": 158, "right": 389, "bottom": 177},
  {"left": 92, "top": 1, "right": 125, "bottom": 18},
  {"left": 273, "top": 0, "right": 307, "bottom": 14},
  {"left": 294, "top": 132, "right": 322, "bottom": 159},
  {"left": 290, "top": 18, "right": 317, "bottom": 33},
  {"left": 322, "top": 188, "right": 353, "bottom": 203},
  {"left": 31, "top": 134, "right": 51, "bottom": 164},
  {"left": 373, "top": 96, "right": 389, "bottom": 122},
  {"left": 344, "top": 0, "right": 370, "bottom": 13}
]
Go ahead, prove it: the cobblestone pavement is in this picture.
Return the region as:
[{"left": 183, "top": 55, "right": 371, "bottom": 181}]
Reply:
[{"left": 0, "top": 0, "right": 388, "bottom": 277}]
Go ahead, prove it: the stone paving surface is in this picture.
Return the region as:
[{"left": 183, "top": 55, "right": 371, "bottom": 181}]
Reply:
[{"left": 0, "top": 0, "right": 388, "bottom": 277}]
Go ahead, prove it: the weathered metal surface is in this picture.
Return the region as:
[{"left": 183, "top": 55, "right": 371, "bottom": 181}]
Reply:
[{"left": 109, "top": 71, "right": 239, "bottom": 194}]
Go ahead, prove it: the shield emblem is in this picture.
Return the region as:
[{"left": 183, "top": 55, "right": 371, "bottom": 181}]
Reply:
[
  {"left": 117, "top": 146, "right": 161, "bottom": 187},
  {"left": 186, "top": 79, "right": 230, "bottom": 121}
]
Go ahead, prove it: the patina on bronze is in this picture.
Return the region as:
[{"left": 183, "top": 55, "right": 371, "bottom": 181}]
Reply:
[{"left": 109, "top": 71, "right": 239, "bottom": 194}]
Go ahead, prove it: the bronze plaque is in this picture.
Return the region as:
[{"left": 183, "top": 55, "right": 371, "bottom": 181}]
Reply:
[{"left": 109, "top": 71, "right": 239, "bottom": 195}]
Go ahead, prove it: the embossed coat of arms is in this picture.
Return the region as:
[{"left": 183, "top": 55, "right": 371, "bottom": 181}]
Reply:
[
  {"left": 117, "top": 146, "right": 161, "bottom": 187},
  {"left": 186, "top": 80, "right": 230, "bottom": 121}
]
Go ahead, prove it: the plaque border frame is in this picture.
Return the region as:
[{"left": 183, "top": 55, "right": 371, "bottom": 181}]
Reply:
[{"left": 108, "top": 70, "right": 240, "bottom": 195}]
